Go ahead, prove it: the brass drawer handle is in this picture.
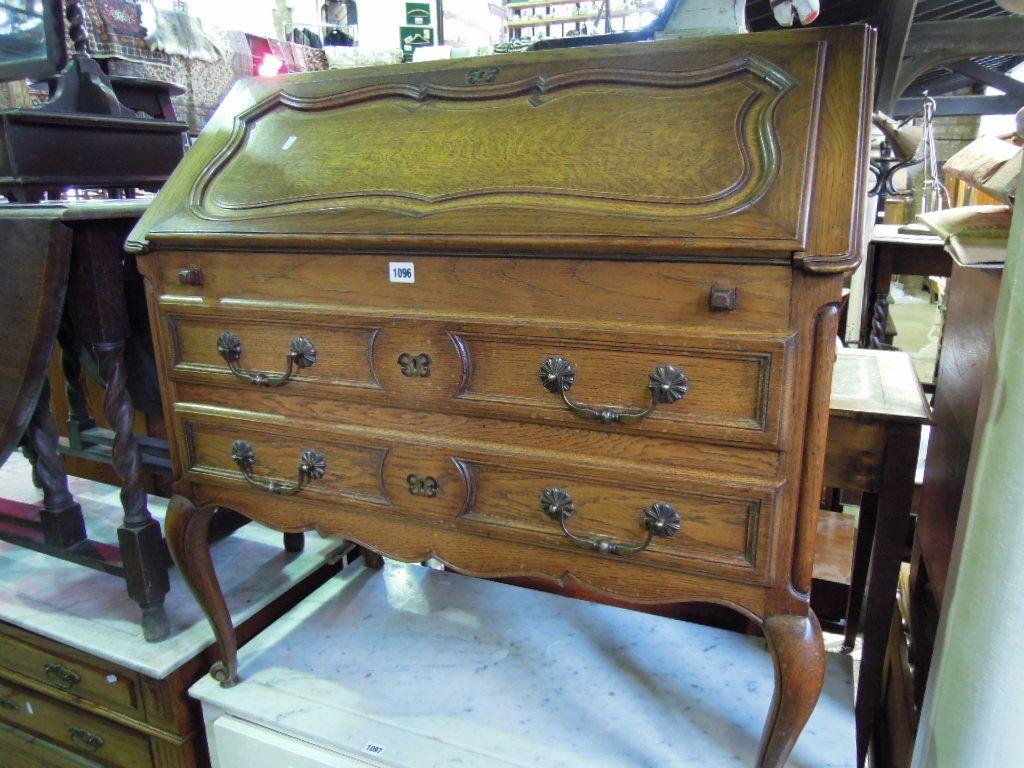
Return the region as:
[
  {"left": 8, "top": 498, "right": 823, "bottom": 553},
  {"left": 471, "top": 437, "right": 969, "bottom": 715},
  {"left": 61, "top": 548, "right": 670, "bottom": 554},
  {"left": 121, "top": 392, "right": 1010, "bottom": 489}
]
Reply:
[
  {"left": 231, "top": 440, "right": 327, "bottom": 496},
  {"left": 44, "top": 662, "right": 81, "bottom": 691},
  {"left": 68, "top": 726, "right": 104, "bottom": 752},
  {"left": 539, "top": 357, "right": 688, "bottom": 424},
  {"left": 217, "top": 331, "right": 317, "bottom": 386},
  {"left": 540, "top": 487, "right": 681, "bottom": 556}
]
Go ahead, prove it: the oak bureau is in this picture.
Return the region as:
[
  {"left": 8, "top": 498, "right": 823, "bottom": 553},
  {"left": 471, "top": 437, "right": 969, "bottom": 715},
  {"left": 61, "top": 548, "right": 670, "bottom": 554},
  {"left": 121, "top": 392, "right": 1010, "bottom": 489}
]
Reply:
[{"left": 128, "top": 25, "right": 874, "bottom": 768}]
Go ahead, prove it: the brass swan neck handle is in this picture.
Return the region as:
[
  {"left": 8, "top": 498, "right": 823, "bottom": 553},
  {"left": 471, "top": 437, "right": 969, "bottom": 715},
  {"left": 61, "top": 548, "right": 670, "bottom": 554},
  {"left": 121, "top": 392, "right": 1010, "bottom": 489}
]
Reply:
[
  {"left": 230, "top": 440, "right": 326, "bottom": 496},
  {"left": 540, "top": 487, "right": 681, "bottom": 556},
  {"left": 217, "top": 331, "right": 318, "bottom": 387},
  {"left": 538, "top": 356, "right": 688, "bottom": 424}
]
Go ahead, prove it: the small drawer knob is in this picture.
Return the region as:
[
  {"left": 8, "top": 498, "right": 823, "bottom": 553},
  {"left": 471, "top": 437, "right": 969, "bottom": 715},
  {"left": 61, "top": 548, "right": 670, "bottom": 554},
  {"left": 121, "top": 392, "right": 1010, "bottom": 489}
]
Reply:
[
  {"left": 178, "top": 266, "right": 203, "bottom": 286},
  {"left": 709, "top": 285, "right": 739, "bottom": 312}
]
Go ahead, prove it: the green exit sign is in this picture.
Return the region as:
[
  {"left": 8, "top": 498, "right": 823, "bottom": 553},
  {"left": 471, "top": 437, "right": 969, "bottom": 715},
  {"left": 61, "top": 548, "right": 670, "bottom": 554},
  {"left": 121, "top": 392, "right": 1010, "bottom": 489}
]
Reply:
[
  {"left": 400, "top": 25, "right": 433, "bottom": 61},
  {"left": 406, "top": 2, "right": 431, "bottom": 25}
]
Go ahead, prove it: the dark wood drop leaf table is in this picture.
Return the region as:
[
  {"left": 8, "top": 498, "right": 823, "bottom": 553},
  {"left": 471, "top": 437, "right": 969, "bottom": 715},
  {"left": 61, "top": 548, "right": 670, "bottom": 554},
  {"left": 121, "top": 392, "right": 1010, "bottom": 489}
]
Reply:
[{"left": 0, "top": 200, "right": 173, "bottom": 641}]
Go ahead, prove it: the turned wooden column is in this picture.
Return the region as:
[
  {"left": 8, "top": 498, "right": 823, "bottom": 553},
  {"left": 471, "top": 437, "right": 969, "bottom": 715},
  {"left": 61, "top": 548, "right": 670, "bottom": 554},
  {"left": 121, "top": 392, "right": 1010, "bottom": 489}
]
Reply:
[
  {"left": 67, "top": 218, "right": 170, "bottom": 641},
  {"left": 23, "top": 378, "right": 87, "bottom": 548}
]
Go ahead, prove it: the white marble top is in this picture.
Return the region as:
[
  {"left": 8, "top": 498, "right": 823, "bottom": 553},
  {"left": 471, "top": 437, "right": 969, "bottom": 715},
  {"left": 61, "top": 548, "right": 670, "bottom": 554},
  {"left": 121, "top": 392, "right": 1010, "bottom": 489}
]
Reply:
[
  {"left": 0, "top": 454, "right": 345, "bottom": 679},
  {"left": 193, "top": 561, "right": 856, "bottom": 768}
]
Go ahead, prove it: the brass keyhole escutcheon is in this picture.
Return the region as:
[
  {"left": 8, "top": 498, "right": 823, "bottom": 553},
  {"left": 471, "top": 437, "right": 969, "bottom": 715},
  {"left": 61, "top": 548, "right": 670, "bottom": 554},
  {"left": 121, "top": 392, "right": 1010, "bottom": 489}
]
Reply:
[
  {"left": 407, "top": 474, "right": 439, "bottom": 498},
  {"left": 398, "top": 352, "right": 431, "bottom": 378}
]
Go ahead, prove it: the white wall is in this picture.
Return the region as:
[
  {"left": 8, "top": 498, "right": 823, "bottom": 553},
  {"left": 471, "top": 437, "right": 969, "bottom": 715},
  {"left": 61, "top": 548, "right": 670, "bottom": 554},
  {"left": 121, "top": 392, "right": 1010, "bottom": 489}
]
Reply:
[{"left": 356, "top": 0, "right": 438, "bottom": 51}]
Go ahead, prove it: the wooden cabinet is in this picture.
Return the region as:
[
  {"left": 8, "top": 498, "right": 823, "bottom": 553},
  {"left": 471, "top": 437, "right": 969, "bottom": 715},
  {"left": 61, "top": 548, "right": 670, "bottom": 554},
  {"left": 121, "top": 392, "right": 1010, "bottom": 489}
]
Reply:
[
  {"left": 0, "top": 622, "right": 202, "bottom": 767},
  {"left": 129, "top": 26, "right": 874, "bottom": 768},
  {"left": 0, "top": 541, "right": 344, "bottom": 768}
]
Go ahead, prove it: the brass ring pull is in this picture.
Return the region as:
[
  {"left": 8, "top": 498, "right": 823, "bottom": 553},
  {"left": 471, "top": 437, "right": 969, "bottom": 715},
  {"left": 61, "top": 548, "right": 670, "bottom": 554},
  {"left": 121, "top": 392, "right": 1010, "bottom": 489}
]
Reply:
[
  {"left": 68, "top": 726, "right": 104, "bottom": 752},
  {"left": 44, "top": 662, "right": 81, "bottom": 691},
  {"left": 538, "top": 357, "right": 688, "bottom": 424},
  {"left": 540, "top": 487, "right": 681, "bottom": 556},
  {"left": 231, "top": 440, "right": 327, "bottom": 496},
  {"left": 217, "top": 331, "right": 317, "bottom": 387}
]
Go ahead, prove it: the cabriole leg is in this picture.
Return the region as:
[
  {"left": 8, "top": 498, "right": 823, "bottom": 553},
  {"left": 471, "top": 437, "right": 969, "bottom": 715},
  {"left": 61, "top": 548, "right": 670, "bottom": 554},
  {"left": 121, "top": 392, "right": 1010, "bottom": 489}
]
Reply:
[
  {"left": 756, "top": 612, "right": 826, "bottom": 768},
  {"left": 165, "top": 495, "right": 239, "bottom": 686}
]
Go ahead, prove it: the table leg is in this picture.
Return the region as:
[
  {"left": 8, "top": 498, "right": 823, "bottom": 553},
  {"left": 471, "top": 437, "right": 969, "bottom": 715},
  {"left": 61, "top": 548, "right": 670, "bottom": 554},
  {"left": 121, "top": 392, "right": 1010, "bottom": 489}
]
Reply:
[
  {"left": 855, "top": 423, "right": 921, "bottom": 766},
  {"left": 842, "top": 491, "right": 880, "bottom": 651},
  {"left": 57, "top": 310, "right": 95, "bottom": 448},
  {"left": 864, "top": 243, "right": 894, "bottom": 350},
  {"left": 361, "top": 547, "right": 385, "bottom": 569},
  {"left": 23, "top": 378, "right": 87, "bottom": 548},
  {"left": 94, "top": 341, "right": 170, "bottom": 642},
  {"left": 868, "top": 292, "right": 891, "bottom": 349}
]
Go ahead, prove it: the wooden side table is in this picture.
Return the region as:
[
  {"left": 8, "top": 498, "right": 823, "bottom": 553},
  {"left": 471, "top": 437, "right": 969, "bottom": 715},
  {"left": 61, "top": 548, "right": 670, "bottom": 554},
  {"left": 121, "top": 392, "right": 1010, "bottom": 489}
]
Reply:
[
  {"left": 823, "top": 348, "right": 931, "bottom": 767},
  {"left": 862, "top": 225, "right": 949, "bottom": 352}
]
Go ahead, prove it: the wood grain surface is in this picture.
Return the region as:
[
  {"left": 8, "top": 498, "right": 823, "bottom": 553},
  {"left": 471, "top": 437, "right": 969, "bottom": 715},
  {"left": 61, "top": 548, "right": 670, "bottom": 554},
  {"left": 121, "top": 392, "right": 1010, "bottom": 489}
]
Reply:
[
  {"left": 138, "top": 24, "right": 875, "bottom": 768},
  {"left": 128, "top": 26, "right": 871, "bottom": 269},
  {"left": 0, "top": 215, "right": 73, "bottom": 466}
]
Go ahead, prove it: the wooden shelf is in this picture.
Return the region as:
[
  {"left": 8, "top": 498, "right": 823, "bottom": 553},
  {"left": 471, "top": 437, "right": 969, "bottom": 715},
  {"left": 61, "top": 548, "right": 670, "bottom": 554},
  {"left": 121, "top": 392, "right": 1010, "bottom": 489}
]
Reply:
[{"left": 507, "top": 4, "right": 658, "bottom": 29}]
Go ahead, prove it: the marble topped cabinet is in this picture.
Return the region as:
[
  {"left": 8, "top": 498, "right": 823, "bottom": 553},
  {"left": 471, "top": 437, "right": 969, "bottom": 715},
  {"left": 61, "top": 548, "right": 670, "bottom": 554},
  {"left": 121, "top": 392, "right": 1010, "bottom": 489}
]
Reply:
[
  {"left": 193, "top": 560, "right": 856, "bottom": 768},
  {"left": 0, "top": 454, "right": 348, "bottom": 768}
]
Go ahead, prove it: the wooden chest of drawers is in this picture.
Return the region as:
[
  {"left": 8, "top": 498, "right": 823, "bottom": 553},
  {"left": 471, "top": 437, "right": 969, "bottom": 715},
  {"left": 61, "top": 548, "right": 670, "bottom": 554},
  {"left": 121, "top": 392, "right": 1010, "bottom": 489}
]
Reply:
[
  {"left": 0, "top": 621, "right": 202, "bottom": 768},
  {"left": 128, "top": 26, "right": 873, "bottom": 768}
]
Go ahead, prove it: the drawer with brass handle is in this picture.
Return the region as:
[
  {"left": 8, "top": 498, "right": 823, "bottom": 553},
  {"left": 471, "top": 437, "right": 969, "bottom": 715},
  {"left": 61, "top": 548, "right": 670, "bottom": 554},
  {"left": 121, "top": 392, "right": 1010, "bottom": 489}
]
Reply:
[
  {"left": 0, "top": 721, "right": 103, "bottom": 768},
  {"left": 165, "top": 308, "right": 794, "bottom": 449},
  {"left": 0, "top": 680, "right": 150, "bottom": 768},
  {"left": 183, "top": 420, "right": 387, "bottom": 509},
  {"left": 0, "top": 627, "right": 142, "bottom": 719},
  {"left": 179, "top": 413, "right": 777, "bottom": 583}
]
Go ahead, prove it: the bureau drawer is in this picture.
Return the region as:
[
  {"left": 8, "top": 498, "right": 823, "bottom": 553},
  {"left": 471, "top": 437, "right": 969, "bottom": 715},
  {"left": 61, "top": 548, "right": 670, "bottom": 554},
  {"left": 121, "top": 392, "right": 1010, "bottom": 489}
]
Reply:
[
  {"left": 180, "top": 416, "right": 778, "bottom": 582},
  {"left": 0, "top": 625, "right": 141, "bottom": 719},
  {"left": 0, "top": 722, "right": 101, "bottom": 768},
  {"left": 155, "top": 252, "right": 793, "bottom": 332},
  {"left": 0, "top": 679, "right": 151, "bottom": 768},
  {"left": 166, "top": 311, "right": 794, "bottom": 448}
]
